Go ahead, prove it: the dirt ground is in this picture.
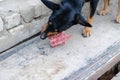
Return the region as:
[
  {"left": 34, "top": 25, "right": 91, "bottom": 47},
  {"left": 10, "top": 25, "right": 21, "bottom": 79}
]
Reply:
[{"left": 98, "top": 62, "right": 120, "bottom": 80}]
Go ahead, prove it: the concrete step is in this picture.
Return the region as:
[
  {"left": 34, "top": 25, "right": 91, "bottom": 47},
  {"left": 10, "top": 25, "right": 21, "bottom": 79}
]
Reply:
[{"left": 0, "top": 13, "right": 120, "bottom": 80}]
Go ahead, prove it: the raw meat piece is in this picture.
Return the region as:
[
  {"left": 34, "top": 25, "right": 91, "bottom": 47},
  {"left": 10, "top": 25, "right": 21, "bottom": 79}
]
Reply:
[{"left": 49, "top": 32, "right": 71, "bottom": 47}]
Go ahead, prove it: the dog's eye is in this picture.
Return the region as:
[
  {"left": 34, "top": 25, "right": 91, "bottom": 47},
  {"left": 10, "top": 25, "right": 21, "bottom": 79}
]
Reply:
[
  {"left": 55, "top": 29, "right": 58, "bottom": 32},
  {"left": 48, "top": 21, "right": 52, "bottom": 25}
]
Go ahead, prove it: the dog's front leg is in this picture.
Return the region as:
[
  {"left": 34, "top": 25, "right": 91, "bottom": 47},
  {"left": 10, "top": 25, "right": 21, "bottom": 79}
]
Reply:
[
  {"left": 116, "top": 0, "right": 120, "bottom": 23},
  {"left": 82, "top": 11, "right": 93, "bottom": 37},
  {"left": 82, "top": 0, "right": 99, "bottom": 37},
  {"left": 98, "top": 0, "right": 109, "bottom": 15}
]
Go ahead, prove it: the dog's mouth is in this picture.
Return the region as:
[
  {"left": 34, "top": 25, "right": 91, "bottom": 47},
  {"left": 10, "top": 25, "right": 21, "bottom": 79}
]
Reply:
[
  {"left": 40, "top": 31, "right": 58, "bottom": 39},
  {"left": 40, "top": 22, "right": 59, "bottom": 39}
]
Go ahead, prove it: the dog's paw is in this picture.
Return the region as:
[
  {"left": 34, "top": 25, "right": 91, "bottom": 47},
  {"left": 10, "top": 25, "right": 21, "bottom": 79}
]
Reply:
[
  {"left": 97, "top": 10, "right": 108, "bottom": 16},
  {"left": 82, "top": 27, "right": 92, "bottom": 37},
  {"left": 116, "top": 16, "right": 120, "bottom": 23}
]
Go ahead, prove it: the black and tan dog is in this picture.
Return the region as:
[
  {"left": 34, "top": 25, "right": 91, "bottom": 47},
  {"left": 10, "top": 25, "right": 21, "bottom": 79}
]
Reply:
[
  {"left": 40, "top": 0, "right": 99, "bottom": 39},
  {"left": 98, "top": 0, "right": 120, "bottom": 23}
]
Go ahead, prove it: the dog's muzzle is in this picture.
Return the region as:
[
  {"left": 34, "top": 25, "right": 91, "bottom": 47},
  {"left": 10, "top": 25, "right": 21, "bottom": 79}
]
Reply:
[{"left": 40, "top": 32, "right": 47, "bottom": 40}]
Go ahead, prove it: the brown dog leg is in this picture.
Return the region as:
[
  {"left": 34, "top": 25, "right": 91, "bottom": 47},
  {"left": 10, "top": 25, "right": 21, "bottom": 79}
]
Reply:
[
  {"left": 82, "top": 9, "right": 93, "bottom": 37},
  {"left": 82, "top": 0, "right": 99, "bottom": 37},
  {"left": 98, "top": 0, "right": 109, "bottom": 15},
  {"left": 116, "top": 0, "right": 120, "bottom": 23}
]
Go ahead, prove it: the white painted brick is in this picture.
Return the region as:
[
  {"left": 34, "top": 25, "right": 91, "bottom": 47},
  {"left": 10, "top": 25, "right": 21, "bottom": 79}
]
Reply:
[
  {"left": 5, "top": 13, "right": 21, "bottom": 29},
  {"left": 0, "top": 0, "right": 3, "bottom": 2},
  {"left": 27, "top": 0, "right": 42, "bottom": 17},
  {"left": 19, "top": 3, "right": 35, "bottom": 23},
  {"left": 0, "top": 17, "right": 4, "bottom": 32},
  {"left": 34, "top": 4, "right": 42, "bottom": 18},
  {"left": 30, "top": 16, "right": 49, "bottom": 34},
  {"left": 41, "top": 4, "right": 50, "bottom": 15},
  {"left": 9, "top": 25, "right": 24, "bottom": 35}
]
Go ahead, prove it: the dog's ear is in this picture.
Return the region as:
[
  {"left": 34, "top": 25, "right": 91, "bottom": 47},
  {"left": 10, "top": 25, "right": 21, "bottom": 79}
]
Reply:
[
  {"left": 75, "top": 14, "right": 92, "bottom": 27},
  {"left": 41, "top": 0, "right": 60, "bottom": 10}
]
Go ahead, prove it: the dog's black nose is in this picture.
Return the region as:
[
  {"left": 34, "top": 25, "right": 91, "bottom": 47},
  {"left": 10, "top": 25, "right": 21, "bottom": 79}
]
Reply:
[{"left": 40, "top": 32, "right": 46, "bottom": 40}]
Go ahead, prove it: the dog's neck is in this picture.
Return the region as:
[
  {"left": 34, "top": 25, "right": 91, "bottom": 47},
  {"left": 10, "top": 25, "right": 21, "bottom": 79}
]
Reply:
[{"left": 61, "top": 1, "right": 83, "bottom": 13}]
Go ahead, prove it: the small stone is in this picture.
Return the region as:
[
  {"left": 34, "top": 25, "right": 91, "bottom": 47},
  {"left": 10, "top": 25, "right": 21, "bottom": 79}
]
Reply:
[{"left": 5, "top": 13, "right": 21, "bottom": 29}]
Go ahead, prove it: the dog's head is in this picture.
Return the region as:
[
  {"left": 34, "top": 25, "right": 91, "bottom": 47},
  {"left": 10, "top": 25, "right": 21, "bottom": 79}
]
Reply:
[{"left": 40, "top": 0, "right": 92, "bottom": 39}]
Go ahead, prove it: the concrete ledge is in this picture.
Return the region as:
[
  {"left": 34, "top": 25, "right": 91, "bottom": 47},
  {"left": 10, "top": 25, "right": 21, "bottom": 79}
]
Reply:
[{"left": 66, "top": 42, "right": 120, "bottom": 80}]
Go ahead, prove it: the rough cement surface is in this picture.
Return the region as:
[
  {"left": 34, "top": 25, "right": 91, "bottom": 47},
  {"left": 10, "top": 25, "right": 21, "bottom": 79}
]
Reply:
[{"left": 0, "top": 10, "right": 120, "bottom": 80}]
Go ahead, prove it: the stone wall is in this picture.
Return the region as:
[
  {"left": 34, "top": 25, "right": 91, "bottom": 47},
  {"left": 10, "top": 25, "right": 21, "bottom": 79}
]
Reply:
[{"left": 0, "top": 0, "right": 60, "bottom": 52}]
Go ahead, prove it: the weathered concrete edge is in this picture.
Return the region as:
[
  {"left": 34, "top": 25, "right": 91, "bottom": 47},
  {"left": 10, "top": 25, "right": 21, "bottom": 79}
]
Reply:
[
  {"left": 64, "top": 41, "right": 120, "bottom": 80},
  {"left": 87, "top": 53, "right": 120, "bottom": 80},
  {"left": 0, "top": 35, "right": 41, "bottom": 61}
]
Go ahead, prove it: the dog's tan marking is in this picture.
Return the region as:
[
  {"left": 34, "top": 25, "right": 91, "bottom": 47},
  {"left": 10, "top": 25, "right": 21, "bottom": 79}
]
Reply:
[
  {"left": 116, "top": 0, "right": 120, "bottom": 23},
  {"left": 82, "top": 9, "right": 93, "bottom": 37},
  {"left": 41, "top": 23, "right": 48, "bottom": 33},
  {"left": 47, "top": 32, "right": 58, "bottom": 37},
  {"left": 82, "top": 27, "right": 92, "bottom": 37},
  {"left": 98, "top": 0, "right": 109, "bottom": 16}
]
